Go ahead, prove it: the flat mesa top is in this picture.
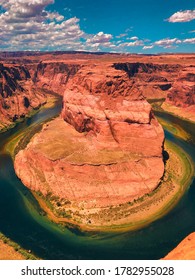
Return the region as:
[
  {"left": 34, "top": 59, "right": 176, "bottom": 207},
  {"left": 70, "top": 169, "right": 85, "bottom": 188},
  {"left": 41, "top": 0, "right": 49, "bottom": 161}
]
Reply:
[{"left": 0, "top": 52, "right": 194, "bottom": 66}]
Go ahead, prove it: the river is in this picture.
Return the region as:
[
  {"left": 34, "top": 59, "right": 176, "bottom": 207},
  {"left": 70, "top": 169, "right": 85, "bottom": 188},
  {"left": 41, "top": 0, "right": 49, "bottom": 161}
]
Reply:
[{"left": 0, "top": 102, "right": 195, "bottom": 260}]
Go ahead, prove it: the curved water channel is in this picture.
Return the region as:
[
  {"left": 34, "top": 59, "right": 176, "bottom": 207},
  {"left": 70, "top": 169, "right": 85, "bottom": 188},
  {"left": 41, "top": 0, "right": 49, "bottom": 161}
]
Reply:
[{"left": 0, "top": 101, "right": 195, "bottom": 260}]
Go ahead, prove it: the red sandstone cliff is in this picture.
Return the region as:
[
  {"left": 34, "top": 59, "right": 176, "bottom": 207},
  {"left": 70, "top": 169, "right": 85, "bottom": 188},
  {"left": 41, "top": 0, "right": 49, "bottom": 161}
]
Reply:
[
  {"left": 1, "top": 54, "right": 194, "bottom": 131},
  {"left": 32, "top": 62, "right": 80, "bottom": 95},
  {"left": 0, "top": 63, "right": 46, "bottom": 131}
]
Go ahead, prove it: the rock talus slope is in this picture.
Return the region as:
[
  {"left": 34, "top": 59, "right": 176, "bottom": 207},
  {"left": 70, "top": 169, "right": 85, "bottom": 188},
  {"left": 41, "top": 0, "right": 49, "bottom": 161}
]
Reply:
[{"left": 15, "top": 64, "right": 165, "bottom": 209}]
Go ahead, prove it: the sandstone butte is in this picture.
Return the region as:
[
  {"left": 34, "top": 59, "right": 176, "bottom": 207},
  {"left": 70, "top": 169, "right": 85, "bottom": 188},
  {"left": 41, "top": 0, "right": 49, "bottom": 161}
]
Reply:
[{"left": 14, "top": 62, "right": 165, "bottom": 210}]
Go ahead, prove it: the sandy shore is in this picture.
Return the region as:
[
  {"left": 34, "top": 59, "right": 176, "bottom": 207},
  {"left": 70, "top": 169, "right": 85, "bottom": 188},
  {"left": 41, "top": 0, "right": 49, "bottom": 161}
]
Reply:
[
  {"left": 0, "top": 239, "right": 25, "bottom": 260},
  {"left": 162, "top": 103, "right": 195, "bottom": 123},
  {"left": 0, "top": 233, "right": 38, "bottom": 260}
]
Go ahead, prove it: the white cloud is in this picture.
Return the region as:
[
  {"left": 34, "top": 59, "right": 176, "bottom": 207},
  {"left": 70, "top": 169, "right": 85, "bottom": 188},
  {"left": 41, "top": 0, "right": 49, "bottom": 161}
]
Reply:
[
  {"left": 154, "top": 37, "right": 195, "bottom": 48},
  {"left": 129, "top": 36, "right": 138, "bottom": 40},
  {"left": 127, "top": 40, "right": 143, "bottom": 46},
  {"left": 0, "top": 1, "right": 193, "bottom": 53},
  {"left": 164, "top": 45, "right": 177, "bottom": 49},
  {"left": 46, "top": 12, "right": 64, "bottom": 22},
  {"left": 154, "top": 38, "right": 179, "bottom": 46},
  {"left": 86, "top": 32, "right": 113, "bottom": 44},
  {"left": 0, "top": 0, "right": 116, "bottom": 52},
  {"left": 115, "top": 33, "right": 127, "bottom": 38},
  {"left": 143, "top": 45, "right": 154, "bottom": 50},
  {"left": 167, "top": 10, "right": 195, "bottom": 23},
  {"left": 116, "top": 40, "right": 144, "bottom": 50},
  {"left": 0, "top": 0, "right": 86, "bottom": 50},
  {"left": 183, "top": 38, "right": 195, "bottom": 44}
]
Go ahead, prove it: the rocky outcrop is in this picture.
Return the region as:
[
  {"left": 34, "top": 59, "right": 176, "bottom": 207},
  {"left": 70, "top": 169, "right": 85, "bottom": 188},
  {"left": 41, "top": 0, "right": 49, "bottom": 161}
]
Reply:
[
  {"left": 161, "top": 67, "right": 195, "bottom": 121},
  {"left": 32, "top": 62, "right": 80, "bottom": 95},
  {"left": 15, "top": 63, "right": 165, "bottom": 210},
  {"left": 112, "top": 62, "right": 180, "bottom": 100},
  {"left": 0, "top": 63, "right": 46, "bottom": 131},
  {"left": 0, "top": 61, "right": 80, "bottom": 131},
  {"left": 113, "top": 62, "right": 195, "bottom": 108},
  {"left": 166, "top": 70, "right": 195, "bottom": 107},
  {"left": 163, "top": 233, "right": 195, "bottom": 260}
]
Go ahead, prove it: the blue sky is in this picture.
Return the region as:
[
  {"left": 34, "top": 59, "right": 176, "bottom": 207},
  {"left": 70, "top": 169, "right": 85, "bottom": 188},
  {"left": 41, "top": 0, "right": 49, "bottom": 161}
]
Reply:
[{"left": 0, "top": 0, "right": 194, "bottom": 53}]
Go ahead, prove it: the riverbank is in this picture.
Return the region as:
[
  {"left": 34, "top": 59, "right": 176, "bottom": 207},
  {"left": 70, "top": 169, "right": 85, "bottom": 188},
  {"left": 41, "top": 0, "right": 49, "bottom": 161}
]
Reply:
[
  {"left": 0, "top": 103, "right": 46, "bottom": 134},
  {"left": 0, "top": 233, "right": 38, "bottom": 260},
  {"left": 148, "top": 98, "right": 195, "bottom": 124},
  {"left": 161, "top": 103, "right": 195, "bottom": 123},
  {"left": 3, "top": 95, "right": 59, "bottom": 158}
]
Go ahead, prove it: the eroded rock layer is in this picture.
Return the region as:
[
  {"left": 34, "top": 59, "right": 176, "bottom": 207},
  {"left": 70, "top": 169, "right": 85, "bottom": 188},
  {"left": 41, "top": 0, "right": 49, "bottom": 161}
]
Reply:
[
  {"left": 32, "top": 62, "right": 80, "bottom": 95},
  {"left": 1, "top": 53, "right": 194, "bottom": 131},
  {"left": 15, "top": 64, "right": 165, "bottom": 209},
  {"left": 0, "top": 63, "right": 46, "bottom": 130}
]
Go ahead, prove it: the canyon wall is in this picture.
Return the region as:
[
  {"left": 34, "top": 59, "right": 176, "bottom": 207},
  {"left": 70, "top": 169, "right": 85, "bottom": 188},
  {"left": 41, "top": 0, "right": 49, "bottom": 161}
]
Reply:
[
  {"left": 0, "top": 63, "right": 46, "bottom": 130},
  {"left": 0, "top": 61, "right": 80, "bottom": 131},
  {"left": 1, "top": 54, "right": 194, "bottom": 131},
  {"left": 32, "top": 62, "right": 80, "bottom": 95},
  {"left": 114, "top": 62, "right": 195, "bottom": 106}
]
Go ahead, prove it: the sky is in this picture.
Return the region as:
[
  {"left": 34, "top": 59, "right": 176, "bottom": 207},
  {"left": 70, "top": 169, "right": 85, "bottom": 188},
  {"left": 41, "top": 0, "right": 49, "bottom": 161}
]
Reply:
[{"left": 0, "top": 0, "right": 194, "bottom": 53}]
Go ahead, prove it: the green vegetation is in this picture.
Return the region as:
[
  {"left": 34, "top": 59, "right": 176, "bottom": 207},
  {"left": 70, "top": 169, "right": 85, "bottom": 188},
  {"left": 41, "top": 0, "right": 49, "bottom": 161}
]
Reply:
[
  {"left": 0, "top": 107, "right": 42, "bottom": 134},
  {"left": 35, "top": 191, "right": 72, "bottom": 220}
]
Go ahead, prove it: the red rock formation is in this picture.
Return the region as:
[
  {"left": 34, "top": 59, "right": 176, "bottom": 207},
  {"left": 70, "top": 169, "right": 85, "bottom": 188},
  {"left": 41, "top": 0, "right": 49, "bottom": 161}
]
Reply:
[
  {"left": 1, "top": 54, "right": 194, "bottom": 131},
  {"left": 15, "top": 63, "right": 165, "bottom": 209},
  {"left": 0, "top": 63, "right": 46, "bottom": 130},
  {"left": 167, "top": 72, "right": 195, "bottom": 107},
  {"left": 32, "top": 62, "right": 80, "bottom": 95}
]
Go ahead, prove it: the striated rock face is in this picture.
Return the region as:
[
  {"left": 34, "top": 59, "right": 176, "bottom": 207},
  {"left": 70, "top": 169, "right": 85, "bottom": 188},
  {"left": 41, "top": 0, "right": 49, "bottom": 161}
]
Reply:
[
  {"left": 15, "top": 64, "right": 165, "bottom": 209},
  {"left": 61, "top": 64, "right": 164, "bottom": 154},
  {"left": 114, "top": 62, "right": 195, "bottom": 106},
  {"left": 0, "top": 61, "right": 80, "bottom": 131},
  {"left": 1, "top": 54, "right": 194, "bottom": 132},
  {"left": 32, "top": 62, "right": 80, "bottom": 95},
  {"left": 113, "top": 62, "right": 180, "bottom": 100},
  {"left": 163, "top": 233, "right": 195, "bottom": 260},
  {"left": 0, "top": 63, "right": 46, "bottom": 130},
  {"left": 167, "top": 74, "right": 195, "bottom": 107}
]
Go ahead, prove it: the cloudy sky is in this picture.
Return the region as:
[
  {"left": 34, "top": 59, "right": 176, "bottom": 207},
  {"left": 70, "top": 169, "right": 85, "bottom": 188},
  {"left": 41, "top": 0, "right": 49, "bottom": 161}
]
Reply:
[{"left": 0, "top": 0, "right": 194, "bottom": 53}]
